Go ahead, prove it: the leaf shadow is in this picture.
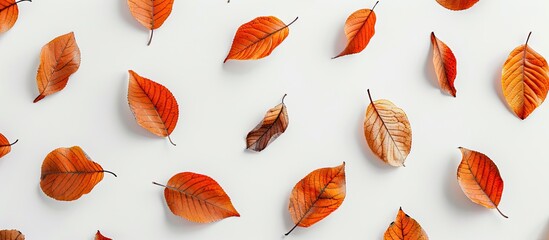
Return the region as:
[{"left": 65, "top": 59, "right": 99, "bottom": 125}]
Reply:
[
  {"left": 424, "top": 39, "right": 439, "bottom": 89},
  {"left": 117, "top": 74, "right": 157, "bottom": 140},
  {"left": 332, "top": 27, "right": 346, "bottom": 58},
  {"left": 493, "top": 65, "right": 514, "bottom": 116},
  {"left": 118, "top": 0, "right": 142, "bottom": 29},
  {"left": 157, "top": 192, "right": 210, "bottom": 233},
  {"left": 24, "top": 53, "right": 40, "bottom": 101},
  {"left": 281, "top": 195, "right": 295, "bottom": 238},
  {"left": 443, "top": 155, "right": 484, "bottom": 213},
  {"left": 355, "top": 108, "right": 394, "bottom": 172},
  {"left": 538, "top": 218, "right": 549, "bottom": 240},
  {"left": 222, "top": 59, "right": 263, "bottom": 75},
  {"left": 36, "top": 185, "right": 75, "bottom": 210}
]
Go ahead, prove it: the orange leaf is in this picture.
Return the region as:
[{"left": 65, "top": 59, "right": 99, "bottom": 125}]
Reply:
[
  {"left": 127, "top": 0, "right": 174, "bottom": 45},
  {"left": 127, "top": 70, "right": 179, "bottom": 146},
  {"left": 40, "top": 146, "right": 117, "bottom": 201},
  {"left": 153, "top": 172, "right": 240, "bottom": 223},
  {"left": 363, "top": 90, "right": 412, "bottom": 167},
  {"left": 436, "top": 0, "right": 479, "bottom": 10},
  {"left": 334, "top": 1, "right": 378, "bottom": 59},
  {"left": 95, "top": 230, "right": 112, "bottom": 240},
  {"left": 501, "top": 32, "right": 549, "bottom": 120},
  {"left": 0, "top": 133, "right": 17, "bottom": 159},
  {"left": 457, "top": 147, "right": 508, "bottom": 218},
  {"left": 285, "top": 162, "right": 346, "bottom": 236},
  {"left": 384, "top": 208, "right": 428, "bottom": 240},
  {"left": 224, "top": 16, "right": 298, "bottom": 62},
  {"left": 246, "top": 94, "right": 289, "bottom": 152},
  {"left": 34, "top": 32, "right": 81, "bottom": 103},
  {"left": 0, "top": 230, "right": 24, "bottom": 240},
  {"left": 0, "top": 0, "right": 30, "bottom": 33},
  {"left": 430, "top": 32, "right": 457, "bottom": 97}
]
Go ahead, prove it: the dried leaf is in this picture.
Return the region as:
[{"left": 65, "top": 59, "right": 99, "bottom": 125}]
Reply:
[
  {"left": 246, "top": 94, "right": 289, "bottom": 152},
  {"left": 334, "top": 1, "right": 378, "bottom": 58},
  {"left": 34, "top": 32, "right": 81, "bottom": 103},
  {"left": 436, "top": 0, "right": 479, "bottom": 10},
  {"left": 457, "top": 147, "right": 508, "bottom": 218},
  {"left": 40, "top": 146, "right": 117, "bottom": 201},
  {"left": 95, "top": 230, "right": 112, "bottom": 240},
  {"left": 0, "top": 0, "right": 30, "bottom": 33},
  {"left": 224, "top": 16, "right": 298, "bottom": 62},
  {"left": 0, "top": 133, "right": 17, "bottom": 159},
  {"left": 153, "top": 172, "right": 239, "bottom": 223},
  {"left": 430, "top": 32, "right": 457, "bottom": 97},
  {"left": 285, "top": 162, "right": 346, "bottom": 236},
  {"left": 501, "top": 32, "right": 549, "bottom": 120},
  {"left": 384, "top": 208, "right": 428, "bottom": 240},
  {"left": 127, "top": 70, "right": 179, "bottom": 146},
  {"left": 363, "top": 90, "right": 412, "bottom": 167},
  {"left": 0, "top": 230, "right": 24, "bottom": 240},
  {"left": 127, "top": 0, "right": 174, "bottom": 45}
]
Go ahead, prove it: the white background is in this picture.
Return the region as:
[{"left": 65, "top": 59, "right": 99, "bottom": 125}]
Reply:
[{"left": 0, "top": 0, "right": 548, "bottom": 239}]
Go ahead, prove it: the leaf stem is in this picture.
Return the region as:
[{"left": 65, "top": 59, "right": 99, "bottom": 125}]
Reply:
[
  {"left": 167, "top": 135, "right": 176, "bottom": 146},
  {"left": 281, "top": 94, "right": 287, "bottom": 104},
  {"left": 103, "top": 170, "right": 117, "bottom": 177},
  {"left": 152, "top": 181, "right": 167, "bottom": 188},
  {"left": 15, "top": 0, "right": 31, "bottom": 4},
  {"left": 0, "top": 139, "right": 18, "bottom": 147},
  {"left": 286, "top": 17, "right": 299, "bottom": 28},
  {"left": 147, "top": 29, "right": 154, "bottom": 46},
  {"left": 525, "top": 31, "right": 532, "bottom": 46},
  {"left": 371, "top": 1, "right": 379, "bottom": 11},
  {"left": 284, "top": 224, "right": 299, "bottom": 236},
  {"left": 496, "top": 207, "right": 508, "bottom": 218}
]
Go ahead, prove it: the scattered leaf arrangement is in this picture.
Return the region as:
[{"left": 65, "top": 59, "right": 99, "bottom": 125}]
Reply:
[{"left": 4, "top": 0, "right": 549, "bottom": 238}]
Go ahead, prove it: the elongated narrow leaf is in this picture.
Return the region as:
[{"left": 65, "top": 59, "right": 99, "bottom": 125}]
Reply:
[
  {"left": 127, "top": 0, "right": 174, "bottom": 45},
  {"left": 436, "top": 0, "right": 479, "bottom": 10},
  {"left": 363, "top": 90, "right": 412, "bottom": 167},
  {"left": 457, "top": 147, "right": 507, "bottom": 218},
  {"left": 0, "top": 230, "right": 24, "bottom": 240},
  {"left": 501, "top": 32, "right": 549, "bottom": 120},
  {"left": 0, "top": 0, "right": 30, "bottom": 33},
  {"left": 95, "top": 230, "right": 112, "bottom": 240},
  {"left": 334, "top": 2, "right": 378, "bottom": 58},
  {"left": 224, "top": 16, "right": 298, "bottom": 62},
  {"left": 246, "top": 94, "right": 289, "bottom": 152},
  {"left": 285, "top": 162, "right": 346, "bottom": 236},
  {"left": 40, "top": 146, "right": 117, "bottom": 201},
  {"left": 153, "top": 172, "right": 240, "bottom": 223},
  {"left": 384, "top": 208, "right": 429, "bottom": 240},
  {"left": 0, "top": 133, "right": 17, "bottom": 159},
  {"left": 430, "top": 32, "right": 457, "bottom": 97}
]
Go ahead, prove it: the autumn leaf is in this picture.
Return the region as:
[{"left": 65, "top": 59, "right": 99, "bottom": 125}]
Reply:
[
  {"left": 224, "top": 16, "right": 298, "bottom": 62},
  {"left": 34, "top": 32, "right": 81, "bottom": 103},
  {"left": 246, "top": 94, "right": 289, "bottom": 152},
  {"left": 0, "top": 230, "right": 24, "bottom": 240},
  {"left": 334, "top": 1, "right": 378, "bottom": 59},
  {"left": 0, "top": 133, "right": 17, "bottom": 159},
  {"left": 501, "top": 32, "right": 549, "bottom": 120},
  {"left": 285, "top": 162, "right": 346, "bottom": 236},
  {"left": 457, "top": 147, "right": 508, "bottom": 218},
  {"left": 0, "top": 0, "right": 31, "bottom": 33},
  {"left": 153, "top": 172, "right": 240, "bottom": 223},
  {"left": 436, "top": 0, "right": 479, "bottom": 10},
  {"left": 430, "top": 32, "right": 457, "bottom": 97},
  {"left": 127, "top": 70, "right": 179, "bottom": 146},
  {"left": 95, "top": 230, "right": 112, "bottom": 240},
  {"left": 40, "top": 146, "right": 117, "bottom": 201},
  {"left": 127, "top": 0, "right": 174, "bottom": 45},
  {"left": 384, "top": 208, "right": 428, "bottom": 240},
  {"left": 363, "top": 89, "right": 412, "bottom": 167}
]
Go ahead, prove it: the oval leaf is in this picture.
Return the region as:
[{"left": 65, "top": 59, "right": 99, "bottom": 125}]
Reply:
[
  {"left": 246, "top": 94, "right": 289, "bottom": 152},
  {"left": 153, "top": 172, "right": 240, "bottom": 223},
  {"left": 127, "top": 0, "right": 174, "bottom": 45},
  {"left": 384, "top": 208, "right": 428, "bottom": 240},
  {"left": 34, "top": 32, "right": 81, "bottom": 103},
  {"left": 0, "top": 133, "right": 17, "bottom": 159},
  {"left": 0, "top": 0, "right": 30, "bottom": 33},
  {"left": 0, "top": 230, "right": 24, "bottom": 240},
  {"left": 95, "top": 230, "right": 112, "bottom": 240},
  {"left": 285, "top": 162, "right": 346, "bottom": 236},
  {"left": 457, "top": 147, "right": 507, "bottom": 218},
  {"left": 127, "top": 70, "right": 179, "bottom": 145},
  {"left": 363, "top": 90, "right": 412, "bottom": 167},
  {"left": 436, "top": 0, "right": 479, "bottom": 10},
  {"left": 501, "top": 32, "right": 549, "bottom": 120},
  {"left": 430, "top": 32, "right": 457, "bottom": 97},
  {"left": 224, "top": 16, "right": 298, "bottom": 62},
  {"left": 334, "top": 2, "right": 377, "bottom": 59},
  {"left": 40, "top": 146, "right": 116, "bottom": 201}
]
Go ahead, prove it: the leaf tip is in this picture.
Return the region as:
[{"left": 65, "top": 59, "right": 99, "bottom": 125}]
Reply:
[{"left": 33, "top": 94, "right": 44, "bottom": 103}]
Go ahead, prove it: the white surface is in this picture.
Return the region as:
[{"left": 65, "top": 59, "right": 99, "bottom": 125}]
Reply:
[{"left": 0, "top": 0, "right": 549, "bottom": 239}]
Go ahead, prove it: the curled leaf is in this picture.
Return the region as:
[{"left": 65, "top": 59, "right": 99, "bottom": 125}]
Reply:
[
  {"left": 246, "top": 94, "right": 289, "bottom": 152},
  {"left": 95, "top": 230, "right": 112, "bottom": 240},
  {"left": 0, "top": 230, "right": 24, "bottom": 240},
  {"left": 0, "top": 133, "right": 17, "bottom": 159},
  {"left": 436, "top": 0, "right": 479, "bottom": 10},
  {"left": 457, "top": 147, "right": 507, "bottom": 218},
  {"left": 153, "top": 172, "right": 240, "bottom": 223},
  {"left": 286, "top": 162, "right": 346, "bottom": 236},
  {"left": 127, "top": 70, "right": 179, "bottom": 145},
  {"left": 224, "top": 16, "right": 298, "bottom": 62},
  {"left": 0, "top": 0, "right": 31, "bottom": 33},
  {"left": 430, "top": 32, "right": 457, "bottom": 97},
  {"left": 501, "top": 32, "right": 549, "bottom": 120},
  {"left": 40, "top": 146, "right": 117, "bottom": 201},
  {"left": 334, "top": 1, "right": 378, "bottom": 58},
  {"left": 127, "top": 0, "right": 174, "bottom": 45},
  {"left": 363, "top": 90, "right": 412, "bottom": 167},
  {"left": 34, "top": 32, "right": 81, "bottom": 103}
]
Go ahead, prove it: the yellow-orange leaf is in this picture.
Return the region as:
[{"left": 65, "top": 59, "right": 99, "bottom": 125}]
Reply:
[
  {"left": 334, "top": 1, "right": 378, "bottom": 58},
  {"left": 0, "top": 0, "right": 30, "bottom": 33},
  {"left": 0, "top": 230, "right": 24, "bottom": 240},
  {"left": 40, "top": 146, "right": 117, "bottom": 201},
  {"left": 457, "top": 147, "right": 508, "bottom": 218},
  {"left": 501, "top": 32, "right": 549, "bottom": 120},
  {"left": 224, "top": 16, "right": 298, "bottom": 62},
  {"left": 34, "top": 32, "right": 81, "bottom": 103},
  {"left": 431, "top": 32, "right": 457, "bottom": 97},
  {"left": 95, "top": 230, "right": 111, "bottom": 240},
  {"left": 153, "top": 172, "right": 240, "bottom": 223},
  {"left": 384, "top": 208, "right": 428, "bottom": 240},
  {"left": 0, "top": 133, "right": 17, "bottom": 159},
  {"left": 363, "top": 90, "right": 412, "bottom": 167},
  {"left": 127, "top": 0, "right": 174, "bottom": 45},
  {"left": 436, "top": 0, "right": 479, "bottom": 10},
  {"left": 285, "top": 162, "right": 346, "bottom": 236},
  {"left": 246, "top": 94, "right": 289, "bottom": 152},
  {"left": 127, "top": 70, "right": 179, "bottom": 145}
]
